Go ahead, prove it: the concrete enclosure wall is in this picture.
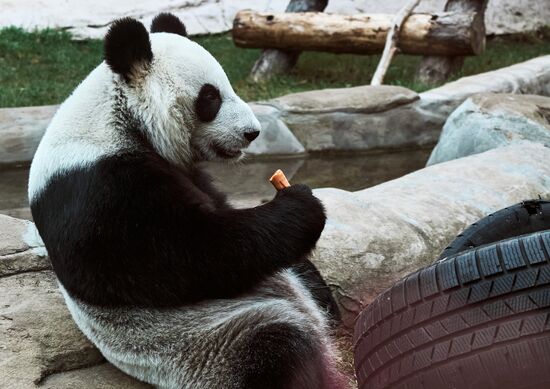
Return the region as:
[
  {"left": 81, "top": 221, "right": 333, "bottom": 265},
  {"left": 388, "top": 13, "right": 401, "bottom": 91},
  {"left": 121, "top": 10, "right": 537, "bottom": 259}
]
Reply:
[{"left": 0, "top": 0, "right": 548, "bottom": 39}]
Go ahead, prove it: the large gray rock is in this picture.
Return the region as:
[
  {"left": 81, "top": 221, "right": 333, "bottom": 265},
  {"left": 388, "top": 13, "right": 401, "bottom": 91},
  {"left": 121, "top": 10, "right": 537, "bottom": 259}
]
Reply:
[
  {"left": 2, "top": 57, "right": 550, "bottom": 164},
  {"left": 245, "top": 103, "right": 305, "bottom": 155},
  {"left": 428, "top": 93, "right": 550, "bottom": 165},
  {"left": 0, "top": 271, "right": 105, "bottom": 388},
  {"left": 312, "top": 142, "right": 550, "bottom": 328},
  {"left": 0, "top": 214, "right": 49, "bottom": 276},
  {"left": 272, "top": 85, "right": 419, "bottom": 114},
  {"left": 0, "top": 214, "right": 149, "bottom": 388},
  {"left": 277, "top": 85, "right": 429, "bottom": 152}
]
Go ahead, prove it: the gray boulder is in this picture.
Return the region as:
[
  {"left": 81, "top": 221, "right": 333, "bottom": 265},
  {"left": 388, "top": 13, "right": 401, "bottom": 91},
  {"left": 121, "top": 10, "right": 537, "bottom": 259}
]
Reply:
[
  {"left": 312, "top": 142, "right": 550, "bottom": 328},
  {"left": 0, "top": 214, "right": 148, "bottom": 388},
  {"left": 274, "top": 85, "right": 425, "bottom": 152},
  {"left": 2, "top": 57, "right": 550, "bottom": 164},
  {"left": 245, "top": 103, "right": 305, "bottom": 155},
  {"left": 2, "top": 143, "right": 550, "bottom": 383},
  {"left": 428, "top": 93, "right": 550, "bottom": 165},
  {"left": 271, "top": 85, "right": 419, "bottom": 114},
  {"left": 0, "top": 214, "right": 49, "bottom": 276},
  {"left": 41, "top": 364, "right": 151, "bottom": 389},
  {"left": 0, "top": 271, "right": 105, "bottom": 388}
]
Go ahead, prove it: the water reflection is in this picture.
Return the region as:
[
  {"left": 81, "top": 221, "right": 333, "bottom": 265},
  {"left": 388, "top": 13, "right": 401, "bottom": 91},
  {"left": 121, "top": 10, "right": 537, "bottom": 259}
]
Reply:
[{"left": 0, "top": 148, "right": 431, "bottom": 219}]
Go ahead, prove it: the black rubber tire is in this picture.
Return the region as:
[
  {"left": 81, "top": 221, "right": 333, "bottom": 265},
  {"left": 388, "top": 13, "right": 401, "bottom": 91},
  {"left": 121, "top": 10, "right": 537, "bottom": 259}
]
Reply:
[
  {"left": 353, "top": 230, "right": 550, "bottom": 389},
  {"left": 439, "top": 200, "right": 550, "bottom": 260}
]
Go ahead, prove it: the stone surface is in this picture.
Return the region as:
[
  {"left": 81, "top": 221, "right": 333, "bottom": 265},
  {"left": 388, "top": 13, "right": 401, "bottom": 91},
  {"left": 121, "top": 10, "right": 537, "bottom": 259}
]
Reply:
[
  {"left": 312, "top": 142, "right": 550, "bottom": 328},
  {"left": 0, "top": 214, "right": 148, "bottom": 388},
  {"left": 0, "top": 105, "right": 58, "bottom": 164},
  {"left": 0, "top": 213, "right": 32, "bottom": 256},
  {"left": 0, "top": 207, "right": 33, "bottom": 221},
  {"left": 277, "top": 56, "right": 550, "bottom": 153},
  {"left": 245, "top": 103, "right": 305, "bottom": 155},
  {"left": 418, "top": 55, "right": 550, "bottom": 131},
  {"left": 272, "top": 85, "right": 419, "bottom": 114},
  {"left": 283, "top": 101, "right": 439, "bottom": 152},
  {"left": 2, "top": 57, "right": 550, "bottom": 163},
  {"left": 428, "top": 93, "right": 550, "bottom": 165},
  {"left": 41, "top": 363, "right": 152, "bottom": 389},
  {"left": 0, "top": 0, "right": 547, "bottom": 38},
  {"left": 0, "top": 271, "right": 105, "bottom": 388},
  {"left": 0, "top": 214, "right": 49, "bottom": 276},
  {"left": 1, "top": 143, "right": 549, "bottom": 384}
]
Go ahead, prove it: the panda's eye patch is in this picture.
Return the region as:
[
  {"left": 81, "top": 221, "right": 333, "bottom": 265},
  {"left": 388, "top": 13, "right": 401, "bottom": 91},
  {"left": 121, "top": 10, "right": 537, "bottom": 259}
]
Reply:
[{"left": 195, "top": 84, "right": 222, "bottom": 122}]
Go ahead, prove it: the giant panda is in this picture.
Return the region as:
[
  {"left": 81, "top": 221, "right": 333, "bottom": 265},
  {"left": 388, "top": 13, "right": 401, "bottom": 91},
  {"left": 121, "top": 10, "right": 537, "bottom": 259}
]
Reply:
[{"left": 28, "top": 13, "right": 345, "bottom": 389}]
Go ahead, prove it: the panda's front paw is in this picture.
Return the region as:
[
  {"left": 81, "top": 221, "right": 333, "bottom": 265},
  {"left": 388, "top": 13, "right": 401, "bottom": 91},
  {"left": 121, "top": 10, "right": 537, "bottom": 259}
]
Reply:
[
  {"left": 275, "top": 184, "right": 326, "bottom": 243},
  {"left": 276, "top": 183, "right": 313, "bottom": 198}
]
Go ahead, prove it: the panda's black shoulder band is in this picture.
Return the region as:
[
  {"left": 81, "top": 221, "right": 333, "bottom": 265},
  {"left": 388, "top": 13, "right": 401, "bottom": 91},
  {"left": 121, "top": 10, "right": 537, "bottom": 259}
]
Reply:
[{"left": 31, "top": 152, "right": 325, "bottom": 308}]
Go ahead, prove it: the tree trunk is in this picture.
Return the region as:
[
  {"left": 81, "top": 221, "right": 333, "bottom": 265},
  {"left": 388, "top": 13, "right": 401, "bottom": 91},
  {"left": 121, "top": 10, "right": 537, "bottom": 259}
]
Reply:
[
  {"left": 415, "top": 0, "right": 488, "bottom": 86},
  {"left": 246, "top": 0, "right": 328, "bottom": 83},
  {"left": 234, "top": 11, "right": 485, "bottom": 56}
]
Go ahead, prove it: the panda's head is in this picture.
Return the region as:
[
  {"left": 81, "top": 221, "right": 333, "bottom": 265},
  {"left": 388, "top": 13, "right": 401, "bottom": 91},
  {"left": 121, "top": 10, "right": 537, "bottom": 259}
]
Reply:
[{"left": 104, "top": 13, "right": 261, "bottom": 165}]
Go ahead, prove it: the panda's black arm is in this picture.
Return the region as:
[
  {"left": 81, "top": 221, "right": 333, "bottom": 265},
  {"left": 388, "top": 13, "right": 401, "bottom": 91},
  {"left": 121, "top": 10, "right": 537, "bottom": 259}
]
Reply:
[
  {"left": 33, "top": 153, "right": 327, "bottom": 306},
  {"left": 180, "top": 184, "right": 326, "bottom": 299},
  {"left": 93, "top": 154, "right": 327, "bottom": 302},
  {"left": 188, "top": 166, "right": 230, "bottom": 209}
]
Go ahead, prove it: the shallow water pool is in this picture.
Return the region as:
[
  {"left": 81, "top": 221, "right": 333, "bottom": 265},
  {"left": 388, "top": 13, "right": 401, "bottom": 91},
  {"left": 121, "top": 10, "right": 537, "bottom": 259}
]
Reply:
[{"left": 0, "top": 148, "right": 431, "bottom": 220}]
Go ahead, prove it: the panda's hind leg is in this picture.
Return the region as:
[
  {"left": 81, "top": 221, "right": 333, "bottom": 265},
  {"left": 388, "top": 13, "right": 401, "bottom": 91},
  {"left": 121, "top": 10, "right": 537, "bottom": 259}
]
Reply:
[
  {"left": 233, "top": 321, "right": 345, "bottom": 389},
  {"left": 291, "top": 260, "right": 341, "bottom": 324}
]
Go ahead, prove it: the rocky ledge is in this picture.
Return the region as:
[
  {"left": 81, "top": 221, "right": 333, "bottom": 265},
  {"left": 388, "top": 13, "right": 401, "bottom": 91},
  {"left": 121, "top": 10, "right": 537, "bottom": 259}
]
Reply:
[
  {"left": 2, "top": 140, "right": 549, "bottom": 386},
  {"left": 3, "top": 56, "right": 550, "bottom": 164},
  {"left": 313, "top": 142, "right": 550, "bottom": 327},
  {"left": 428, "top": 93, "right": 550, "bottom": 165}
]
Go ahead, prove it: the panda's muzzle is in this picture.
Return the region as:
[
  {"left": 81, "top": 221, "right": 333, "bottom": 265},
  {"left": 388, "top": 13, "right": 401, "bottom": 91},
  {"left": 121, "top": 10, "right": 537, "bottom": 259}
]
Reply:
[
  {"left": 211, "top": 141, "right": 243, "bottom": 159},
  {"left": 210, "top": 126, "right": 260, "bottom": 159}
]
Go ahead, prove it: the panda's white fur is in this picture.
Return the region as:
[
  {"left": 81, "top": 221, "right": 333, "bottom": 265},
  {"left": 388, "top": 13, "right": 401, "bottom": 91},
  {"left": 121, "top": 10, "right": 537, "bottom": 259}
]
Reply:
[
  {"left": 28, "top": 15, "right": 344, "bottom": 389},
  {"left": 59, "top": 270, "right": 335, "bottom": 388},
  {"left": 29, "top": 34, "right": 259, "bottom": 200}
]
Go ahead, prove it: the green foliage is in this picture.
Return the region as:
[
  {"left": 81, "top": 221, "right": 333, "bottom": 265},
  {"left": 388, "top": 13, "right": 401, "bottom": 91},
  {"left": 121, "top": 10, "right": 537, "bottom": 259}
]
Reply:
[
  {"left": 0, "top": 28, "right": 102, "bottom": 108},
  {"left": 0, "top": 27, "right": 549, "bottom": 107}
]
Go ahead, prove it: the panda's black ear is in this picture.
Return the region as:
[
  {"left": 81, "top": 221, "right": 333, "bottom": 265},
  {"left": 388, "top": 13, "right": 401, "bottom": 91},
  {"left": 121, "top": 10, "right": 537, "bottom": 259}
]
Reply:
[
  {"left": 151, "top": 13, "right": 187, "bottom": 37},
  {"left": 104, "top": 17, "right": 153, "bottom": 80}
]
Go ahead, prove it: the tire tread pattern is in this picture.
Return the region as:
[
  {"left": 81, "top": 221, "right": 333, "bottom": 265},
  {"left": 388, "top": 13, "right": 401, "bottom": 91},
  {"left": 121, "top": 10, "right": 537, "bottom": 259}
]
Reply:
[{"left": 353, "top": 231, "right": 550, "bottom": 389}]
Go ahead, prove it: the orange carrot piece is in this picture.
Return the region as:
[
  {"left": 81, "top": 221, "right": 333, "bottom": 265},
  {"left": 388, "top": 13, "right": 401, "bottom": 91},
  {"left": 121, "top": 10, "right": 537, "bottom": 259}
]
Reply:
[{"left": 269, "top": 169, "right": 291, "bottom": 190}]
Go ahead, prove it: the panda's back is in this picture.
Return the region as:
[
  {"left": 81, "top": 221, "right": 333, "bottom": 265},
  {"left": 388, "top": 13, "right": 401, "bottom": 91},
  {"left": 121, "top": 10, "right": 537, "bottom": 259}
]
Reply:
[
  {"left": 27, "top": 63, "right": 192, "bottom": 308},
  {"left": 29, "top": 63, "right": 127, "bottom": 203},
  {"left": 30, "top": 136, "right": 215, "bottom": 307}
]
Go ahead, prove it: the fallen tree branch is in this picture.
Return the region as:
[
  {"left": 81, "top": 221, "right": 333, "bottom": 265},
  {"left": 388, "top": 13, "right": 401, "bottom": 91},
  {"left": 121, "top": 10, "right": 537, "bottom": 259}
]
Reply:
[{"left": 371, "top": 0, "right": 421, "bottom": 85}]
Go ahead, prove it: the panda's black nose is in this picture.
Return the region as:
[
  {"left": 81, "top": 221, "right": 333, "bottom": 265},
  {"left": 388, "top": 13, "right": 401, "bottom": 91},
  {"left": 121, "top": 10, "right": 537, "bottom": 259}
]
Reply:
[{"left": 244, "top": 130, "right": 260, "bottom": 142}]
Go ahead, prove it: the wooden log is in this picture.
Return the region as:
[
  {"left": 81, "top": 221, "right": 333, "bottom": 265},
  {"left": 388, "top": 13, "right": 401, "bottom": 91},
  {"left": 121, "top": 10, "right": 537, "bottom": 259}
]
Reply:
[
  {"left": 415, "top": 0, "right": 488, "bottom": 85},
  {"left": 249, "top": 0, "right": 328, "bottom": 82},
  {"left": 233, "top": 10, "right": 485, "bottom": 57}
]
